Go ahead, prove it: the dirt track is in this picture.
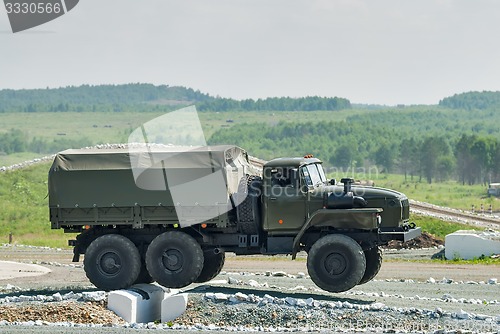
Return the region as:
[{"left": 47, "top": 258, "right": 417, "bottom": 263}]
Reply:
[{"left": 0, "top": 245, "right": 499, "bottom": 333}]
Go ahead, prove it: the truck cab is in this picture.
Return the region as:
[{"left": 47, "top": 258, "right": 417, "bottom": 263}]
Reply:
[{"left": 261, "top": 156, "right": 414, "bottom": 236}]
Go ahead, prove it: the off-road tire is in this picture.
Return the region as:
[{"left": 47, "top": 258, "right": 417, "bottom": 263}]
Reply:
[
  {"left": 307, "top": 234, "right": 366, "bottom": 293},
  {"left": 83, "top": 234, "right": 141, "bottom": 291},
  {"left": 195, "top": 248, "right": 226, "bottom": 283},
  {"left": 145, "top": 231, "right": 204, "bottom": 288},
  {"left": 358, "top": 246, "right": 382, "bottom": 285},
  {"left": 236, "top": 175, "right": 262, "bottom": 234}
]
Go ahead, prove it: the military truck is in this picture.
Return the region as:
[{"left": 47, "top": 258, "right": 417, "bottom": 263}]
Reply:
[
  {"left": 488, "top": 183, "right": 500, "bottom": 197},
  {"left": 49, "top": 145, "right": 420, "bottom": 293}
]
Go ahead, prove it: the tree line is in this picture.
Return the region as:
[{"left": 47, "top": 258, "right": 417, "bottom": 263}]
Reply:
[
  {"left": 208, "top": 120, "right": 500, "bottom": 185},
  {"left": 0, "top": 84, "right": 351, "bottom": 113},
  {"left": 197, "top": 96, "right": 351, "bottom": 112},
  {"left": 0, "top": 84, "right": 211, "bottom": 112}
]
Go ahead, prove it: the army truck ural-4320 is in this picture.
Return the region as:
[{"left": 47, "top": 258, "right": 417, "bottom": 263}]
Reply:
[{"left": 49, "top": 145, "right": 421, "bottom": 293}]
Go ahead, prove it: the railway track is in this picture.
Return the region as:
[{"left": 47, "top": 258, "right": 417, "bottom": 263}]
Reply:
[{"left": 410, "top": 200, "right": 500, "bottom": 229}]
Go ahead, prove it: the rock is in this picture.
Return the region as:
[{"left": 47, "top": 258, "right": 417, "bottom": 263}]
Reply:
[
  {"left": 296, "top": 299, "right": 306, "bottom": 307},
  {"left": 263, "top": 294, "right": 275, "bottom": 304},
  {"left": 5, "top": 284, "right": 20, "bottom": 291},
  {"left": 488, "top": 278, "right": 497, "bottom": 284},
  {"left": 342, "top": 301, "right": 353, "bottom": 309},
  {"left": 297, "top": 272, "right": 306, "bottom": 279},
  {"left": 235, "top": 292, "right": 249, "bottom": 301},
  {"left": 19, "top": 295, "right": 31, "bottom": 302},
  {"left": 63, "top": 291, "right": 76, "bottom": 300},
  {"left": 370, "top": 302, "right": 386, "bottom": 310},
  {"left": 247, "top": 280, "right": 260, "bottom": 288},
  {"left": 475, "top": 314, "right": 490, "bottom": 320},
  {"left": 82, "top": 291, "right": 107, "bottom": 302},
  {"left": 228, "top": 277, "right": 241, "bottom": 285},
  {"left": 427, "top": 277, "right": 436, "bottom": 284},
  {"left": 457, "top": 309, "right": 470, "bottom": 320},
  {"left": 272, "top": 271, "right": 287, "bottom": 277},
  {"left": 214, "top": 293, "right": 228, "bottom": 301},
  {"left": 285, "top": 297, "right": 297, "bottom": 306}
]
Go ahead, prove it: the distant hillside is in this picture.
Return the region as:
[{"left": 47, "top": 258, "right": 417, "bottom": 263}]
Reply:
[
  {"left": 0, "top": 84, "right": 351, "bottom": 113},
  {"left": 0, "top": 84, "right": 212, "bottom": 112},
  {"left": 439, "top": 91, "right": 500, "bottom": 110}
]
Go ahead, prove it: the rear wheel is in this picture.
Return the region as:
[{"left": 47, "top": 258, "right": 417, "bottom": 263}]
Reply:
[
  {"left": 145, "top": 231, "right": 204, "bottom": 288},
  {"left": 83, "top": 234, "right": 141, "bottom": 291},
  {"left": 195, "top": 248, "right": 225, "bottom": 283},
  {"left": 307, "top": 234, "right": 366, "bottom": 293},
  {"left": 358, "top": 246, "right": 382, "bottom": 285}
]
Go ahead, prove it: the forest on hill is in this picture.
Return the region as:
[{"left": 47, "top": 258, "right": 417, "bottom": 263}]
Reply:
[
  {"left": 439, "top": 91, "right": 500, "bottom": 110},
  {"left": 0, "top": 84, "right": 351, "bottom": 113}
]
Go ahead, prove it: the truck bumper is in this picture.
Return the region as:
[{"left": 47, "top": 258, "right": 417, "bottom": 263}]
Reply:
[{"left": 378, "top": 227, "right": 422, "bottom": 243}]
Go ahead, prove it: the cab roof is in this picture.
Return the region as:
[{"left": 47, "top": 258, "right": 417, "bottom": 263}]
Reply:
[{"left": 264, "top": 157, "right": 322, "bottom": 168}]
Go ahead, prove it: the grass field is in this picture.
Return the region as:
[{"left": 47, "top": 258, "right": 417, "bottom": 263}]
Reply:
[
  {"left": 0, "top": 162, "right": 67, "bottom": 248},
  {"left": 0, "top": 107, "right": 390, "bottom": 166}
]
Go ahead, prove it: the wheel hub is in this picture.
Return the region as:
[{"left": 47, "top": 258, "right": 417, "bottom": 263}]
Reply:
[
  {"left": 324, "top": 253, "right": 347, "bottom": 276},
  {"left": 162, "top": 249, "right": 183, "bottom": 271},
  {"left": 97, "top": 251, "right": 121, "bottom": 276}
]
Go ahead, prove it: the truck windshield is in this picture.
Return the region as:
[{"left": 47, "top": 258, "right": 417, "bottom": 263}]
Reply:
[
  {"left": 316, "top": 164, "right": 327, "bottom": 182},
  {"left": 302, "top": 164, "right": 324, "bottom": 187}
]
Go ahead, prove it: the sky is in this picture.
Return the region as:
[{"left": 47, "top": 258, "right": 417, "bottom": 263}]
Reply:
[{"left": 1, "top": 0, "right": 500, "bottom": 105}]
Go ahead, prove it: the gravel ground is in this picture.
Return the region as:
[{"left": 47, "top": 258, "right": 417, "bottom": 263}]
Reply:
[{"left": 0, "top": 245, "right": 499, "bottom": 333}]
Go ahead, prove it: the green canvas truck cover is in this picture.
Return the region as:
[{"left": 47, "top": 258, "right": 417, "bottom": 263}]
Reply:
[{"left": 49, "top": 145, "right": 257, "bottom": 227}]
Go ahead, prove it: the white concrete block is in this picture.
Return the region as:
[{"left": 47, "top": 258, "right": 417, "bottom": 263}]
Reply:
[
  {"left": 161, "top": 293, "right": 189, "bottom": 322},
  {"left": 108, "top": 284, "right": 167, "bottom": 323},
  {"left": 445, "top": 230, "right": 500, "bottom": 260}
]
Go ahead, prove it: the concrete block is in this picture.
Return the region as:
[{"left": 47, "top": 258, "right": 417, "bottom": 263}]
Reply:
[
  {"left": 161, "top": 293, "right": 189, "bottom": 322},
  {"left": 445, "top": 230, "right": 500, "bottom": 260},
  {"left": 108, "top": 283, "right": 167, "bottom": 323}
]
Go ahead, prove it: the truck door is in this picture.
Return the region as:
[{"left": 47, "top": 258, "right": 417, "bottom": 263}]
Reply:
[{"left": 264, "top": 167, "right": 306, "bottom": 232}]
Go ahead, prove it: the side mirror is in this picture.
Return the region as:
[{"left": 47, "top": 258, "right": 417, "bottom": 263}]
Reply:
[{"left": 330, "top": 179, "right": 336, "bottom": 185}]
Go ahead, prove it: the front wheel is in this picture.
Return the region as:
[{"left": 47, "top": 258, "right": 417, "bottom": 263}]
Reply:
[
  {"left": 307, "top": 234, "right": 366, "bottom": 293},
  {"left": 145, "top": 231, "right": 204, "bottom": 288},
  {"left": 83, "top": 234, "right": 141, "bottom": 291}
]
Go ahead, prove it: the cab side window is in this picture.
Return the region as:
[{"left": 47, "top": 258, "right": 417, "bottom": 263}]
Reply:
[{"left": 271, "top": 167, "right": 292, "bottom": 187}]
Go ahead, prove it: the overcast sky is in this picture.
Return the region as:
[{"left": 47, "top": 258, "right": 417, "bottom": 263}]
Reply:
[{"left": 1, "top": 0, "right": 500, "bottom": 105}]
